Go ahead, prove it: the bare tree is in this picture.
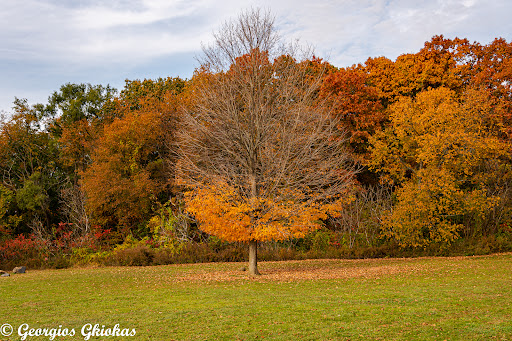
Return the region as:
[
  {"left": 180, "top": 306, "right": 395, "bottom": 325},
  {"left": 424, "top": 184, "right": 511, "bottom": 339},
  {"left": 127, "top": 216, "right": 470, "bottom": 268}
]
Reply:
[
  {"left": 177, "top": 8, "right": 356, "bottom": 275},
  {"left": 330, "top": 184, "right": 393, "bottom": 248},
  {"left": 60, "top": 182, "right": 90, "bottom": 237}
]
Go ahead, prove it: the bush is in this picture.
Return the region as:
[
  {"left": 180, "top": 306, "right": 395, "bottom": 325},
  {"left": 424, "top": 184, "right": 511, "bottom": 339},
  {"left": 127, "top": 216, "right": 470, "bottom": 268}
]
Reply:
[
  {"left": 111, "top": 246, "right": 155, "bottom": 266},
  {"left": 0, "top": 234, "right": 47, "bottom": 269},
  {"left": 2, "top": 228, "right": 512, "bottom": 270},
  {"left": 0, "top": 223, "right": 114, "bottom": 269},
  {"left": 311, "top": 229, "right": 332, "bottom": 251}
]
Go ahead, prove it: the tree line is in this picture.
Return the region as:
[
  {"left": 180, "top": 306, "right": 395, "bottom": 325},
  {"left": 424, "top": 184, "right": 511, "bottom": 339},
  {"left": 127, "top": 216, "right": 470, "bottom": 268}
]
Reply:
[{"left": 1, "top": 10, "right": 511, "bottom": 273}]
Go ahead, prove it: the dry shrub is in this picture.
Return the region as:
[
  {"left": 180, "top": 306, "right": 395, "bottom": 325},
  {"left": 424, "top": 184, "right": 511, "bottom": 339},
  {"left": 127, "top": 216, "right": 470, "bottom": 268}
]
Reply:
[{"left": 110, "top": 245, "right": 155, "bottom": 266}]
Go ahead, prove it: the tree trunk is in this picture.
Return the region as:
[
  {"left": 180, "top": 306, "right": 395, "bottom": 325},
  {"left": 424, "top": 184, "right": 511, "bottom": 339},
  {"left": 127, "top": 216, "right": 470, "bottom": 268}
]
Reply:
[
  {"left": 248, "top": 240, "right": 260, "bottom": 276},
  {"left": 248, "top": 172, "right": 261, "bottom": 276}
]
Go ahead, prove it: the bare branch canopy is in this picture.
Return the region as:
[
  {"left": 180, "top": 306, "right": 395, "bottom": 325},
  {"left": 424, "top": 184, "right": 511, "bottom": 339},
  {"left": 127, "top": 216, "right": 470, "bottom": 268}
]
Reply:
[{"left": 176, "top": 8, "right": 357, "bottom": 275}]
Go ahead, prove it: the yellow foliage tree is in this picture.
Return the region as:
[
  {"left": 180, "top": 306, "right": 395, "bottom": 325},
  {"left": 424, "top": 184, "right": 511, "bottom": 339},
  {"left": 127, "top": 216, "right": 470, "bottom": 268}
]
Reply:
[
  {"left": 385, "top": 168, "right": 497, "bottom": 248},
  {"left": 370, "top": 87, "right": 509, "bottom": 247}
]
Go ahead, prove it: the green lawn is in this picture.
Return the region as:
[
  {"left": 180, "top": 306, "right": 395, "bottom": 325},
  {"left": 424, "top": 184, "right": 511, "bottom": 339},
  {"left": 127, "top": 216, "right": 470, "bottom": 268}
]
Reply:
[{"left": 1, "top": 254, "right": 511, "bottom": 340}]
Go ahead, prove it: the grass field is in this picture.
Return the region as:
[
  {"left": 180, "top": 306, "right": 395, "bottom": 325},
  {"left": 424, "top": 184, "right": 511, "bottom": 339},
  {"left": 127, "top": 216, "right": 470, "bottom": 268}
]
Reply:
[{"left": 0, "top": 253, "right": 511, "bottom": 340}]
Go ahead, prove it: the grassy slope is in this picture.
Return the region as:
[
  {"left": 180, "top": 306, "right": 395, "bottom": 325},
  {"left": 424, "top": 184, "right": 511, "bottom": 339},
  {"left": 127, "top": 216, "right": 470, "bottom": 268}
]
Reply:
[{"left": 0, "top": 254, "right": 511, "bottom": 340}]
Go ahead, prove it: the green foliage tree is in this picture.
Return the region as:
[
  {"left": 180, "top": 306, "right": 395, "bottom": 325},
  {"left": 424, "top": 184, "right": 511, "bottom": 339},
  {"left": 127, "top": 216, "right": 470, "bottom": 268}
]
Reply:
[
  {"left": 0, "top": 99, "right": 65, "bottom": 233},
  {"left": 44, "top": 83, "right": 117, "bottom": 131},
  {"left": 41, "top": 83, "right": 118, "bottom": 173},
  {"left": 0, "top": 184, "right": 21, "bottom": 240}
]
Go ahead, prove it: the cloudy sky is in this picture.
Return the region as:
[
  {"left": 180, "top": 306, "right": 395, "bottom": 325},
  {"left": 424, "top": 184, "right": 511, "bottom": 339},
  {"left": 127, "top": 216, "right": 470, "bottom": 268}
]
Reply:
[{"left": 1, "top": 0, "right": 511, "bottom": 114}]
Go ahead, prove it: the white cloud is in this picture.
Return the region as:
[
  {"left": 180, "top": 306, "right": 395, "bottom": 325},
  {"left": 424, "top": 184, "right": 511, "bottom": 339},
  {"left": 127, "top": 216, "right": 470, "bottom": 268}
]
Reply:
[
  {"left": 73, "top": 0, "right": 205, "bottom": 30},
  {"left": 0, "top": 0, "right": 225, "bottom": 67},
  {"left": 0, "top": 0, "right": 511, "bottom": 112}
]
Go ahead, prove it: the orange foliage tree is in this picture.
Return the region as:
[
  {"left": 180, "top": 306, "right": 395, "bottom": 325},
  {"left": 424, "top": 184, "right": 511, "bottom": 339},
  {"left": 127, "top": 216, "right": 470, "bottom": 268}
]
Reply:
[
  {"left": 363, "top": 36, "right": 512, "bottom": 130},
  {"left": 81, "top": 79, "right": 184, "bottom": 233},
  {"left": 363, "top": 36, "right": 469, "bottom": 105},
  {"left": 465, "top": 38, "right": 512, "bottom": 137},
  {"left": 319, "top": 66, "right": 384, "bottom": 155},
  {"left": 178, "top": 9, "right": 355, "bottom": 275}
]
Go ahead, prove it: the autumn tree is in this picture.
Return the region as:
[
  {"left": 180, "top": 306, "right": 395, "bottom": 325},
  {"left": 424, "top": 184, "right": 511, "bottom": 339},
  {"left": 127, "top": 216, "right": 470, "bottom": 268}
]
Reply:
[
  {"left": 109, "top": 77, "right": 186, "bottom": 113},
  {"left": 81, "top": 78, "right": 184, "bottom": 234},
  {"left": 363, "top": 36, "right": 468, "bottom": 105},
  {"left": 319, "top": 66, "right": 384, "bottom": 156},
  {"left": 464, "top": 38, "right": 512, "bottom": 137},
  {"left": 369, "top": 87, "right": 510, "bottom": 247},
  {"left": 177, "top": 9, "right": 355, "bottom": 275},
  {"left": 21, "top": 83, "right": 118, "bottom": 235}
]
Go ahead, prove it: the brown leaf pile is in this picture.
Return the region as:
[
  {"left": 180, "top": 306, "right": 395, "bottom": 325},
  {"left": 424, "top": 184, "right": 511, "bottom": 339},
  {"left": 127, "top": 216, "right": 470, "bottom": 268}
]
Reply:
[
  {"left": 163, "top": 253, "right": 511, "bottom": 283},
  {"left": 167, "top": 258, "right": 431, "bottom": 283}
]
